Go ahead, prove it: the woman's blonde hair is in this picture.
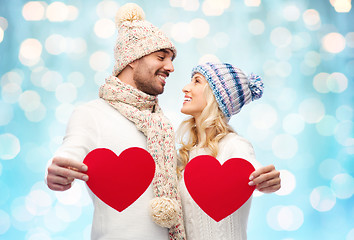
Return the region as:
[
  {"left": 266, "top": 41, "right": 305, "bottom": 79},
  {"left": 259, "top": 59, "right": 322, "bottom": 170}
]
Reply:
[{"left": 177, "top": 83, "right": 235, "bottom": 175}]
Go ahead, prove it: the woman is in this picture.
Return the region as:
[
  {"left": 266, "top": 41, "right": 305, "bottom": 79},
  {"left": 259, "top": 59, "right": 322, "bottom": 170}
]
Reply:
[{"left": 177, "top": 62, "right": 280, "bottom": 239}]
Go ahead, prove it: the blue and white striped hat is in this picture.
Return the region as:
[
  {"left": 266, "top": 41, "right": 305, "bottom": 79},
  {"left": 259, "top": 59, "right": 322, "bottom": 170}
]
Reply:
[{"left": 191, "top": 62, "right": 264, "bottom": 120}]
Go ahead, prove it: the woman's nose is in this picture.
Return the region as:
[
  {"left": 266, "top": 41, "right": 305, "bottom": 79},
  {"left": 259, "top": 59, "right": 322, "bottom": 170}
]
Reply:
[{"left": 182, "top": 84, "right": 190, "bottom": 93}]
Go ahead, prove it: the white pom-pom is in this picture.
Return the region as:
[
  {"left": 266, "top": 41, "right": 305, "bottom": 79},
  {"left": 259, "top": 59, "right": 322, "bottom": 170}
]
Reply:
[
  {"left": 149, "top": 197, "right": 179, "bottom": 228},
  {"left": 115, "top": 3, "right": 145, "bottom": 28}
]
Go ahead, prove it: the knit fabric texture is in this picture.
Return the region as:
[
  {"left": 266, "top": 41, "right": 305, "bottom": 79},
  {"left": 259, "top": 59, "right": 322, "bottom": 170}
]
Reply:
[
  {"left": 191, "top": 62, "right": 264, "bottom": 120},
  {"left": 99, "top": 75, "right": 186, "bottom": 240},
  {"left": 112, "top": 3, "right": 177, "bottom": 76}
]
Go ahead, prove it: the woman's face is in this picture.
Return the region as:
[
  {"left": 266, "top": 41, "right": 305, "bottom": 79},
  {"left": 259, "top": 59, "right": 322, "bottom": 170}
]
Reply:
[{"left": 181, "top": 73, "right": 208, "bottom": 119}]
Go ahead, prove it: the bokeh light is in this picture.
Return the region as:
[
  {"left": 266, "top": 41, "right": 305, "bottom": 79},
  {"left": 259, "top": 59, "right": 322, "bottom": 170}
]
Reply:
[
  {"left": 302, "top": 9, "right": 321, "bottom": 30},
  {"left": 202, "top": 0, "right": 230, "bottom": 16},
  {"left": 41, "top": 71, "right": 63, "bottom": 91},
  {"left": 272, "top": 134, "right": 298, "bottom": 159},
  {"left": 89, "top": 51, "right": 111, "bottom": 72},
  {"left": 319, "top": 158, "right": 344, "bottom": 180},
  {"left": 0, "top": 101, "right": 13, "bottom": 126},
  {"left": 298, "top": 98, "right": 325, "bottom": 123},
  {"left": 45, "top": 34, "right": 66, "bottom": 55},
  {"left": 275, "top": 46, "right": 292, "bottom": 61},
  {"left": 310, "top": 186, "right": 336, "bottom": 212},
  {"left": 0, "top": 210, "right": 10, "bottom": 234},
  {"left": 313, "top": 72, "right": 330, "bottom": 93},
  {"left": 1, "top": 82, "right": 22, "bottom": 103},
  {"left": 316, "top": 115, "right": 338, "bottom": 136},
  {"left": 22, "top": 1, "right": 46, "bottom": 21},
  {"left": 327, "top": 72, "right": 348, "bottom": 93},
  {"left": 250, "top": 103, "right": 278, "bottom": 129},
  {"left": 248, "top": 19, "right": 265, "bottom": 35},
  {"left": 94, "top": 19, "right": 115, "bottom": 39},
  {"left": 270, "top": 27, "right": 292, "bottom": 47},
  {"left": 346, "top": 32, "right": 354, "bottom": 47},
  {"left": 331, "top": 173, "right": 354, "bottom": 199},
  {"left": 304, "top": 51, "right": 321, "bottom": 67},
  {"left": 267, "top": 205, "right": 304, "bottom": 231},
  {"left": 336, "top": 105, "right": 353, "bottom": 121},
  {"left": 190, "top": 18, "right": 210, "bottom": 39},
  {"left": 25, "top": 189, "right": 52, "bottom": 216},
  {"left": 198, "top": 54, "right": 220, "bottom": 64},
  {"left": 55, "top": 83, "right": 77, "bottom": 103},
  {"left": 46, "top": 2, "right": 69, "bottom": 22},
  {"left": 244, "top": 0, "right": 261, "bottom": 7},
  {"left": 330, "top": 0, "right": 352, "bottom": 12},
  {"left": 68, "top": 72, "right": 85, "bottom": 88},
  {"left": 0, "top": 133, "right": 20, "bottom": 160},
  {"left": 276, "top": 170, "right": 296, "bottom": 196},
  {"left": 25, "top": 103, "right": 47, "bottom": 122},
  {"left": 54, "top": 181, "right": 92, "bottom": 208},
  {"left": 67, "top": 5, "right": 79, "bottom": 21},
  {"left": 56, "top": 103, "right": 75, "bottom": 124},
  {"left": 276, "top": 88, "right": 297, "bottom": 111},
  {"left": 282, "top": 113, "right": 305, "bottom": 135},
  {"left": 19, "top": 38, "right": 43, "bottom": 66},
  {"left": 96, "top": 0, "right": 120, "bottom": 18},
  {"left": 334, "top": 120, "right": 353, "bottom": 146},
  {"left": 283, "top": 5, "right": 301, "bottom": 22},
  {"left": 213, "top": 32, "right": 230, "bottom": 48},
  {"left": 183, "top": 0, "right": 200, "bottom": 11},
  {"left": 19, "top": 90, "right": 41, "bottom": 112},
  {"left": 171, "top": 22, "right": 193, "bottom": 43},
  {"left": 322, "top": 32, "right": 346, "bottom": 53},
  {"left": 347, "top": 229, "right": 354, "bottom": 240},
  {"left": 0, "top": 28, "right": 4, "bottom": 43},
  {"left": 0, "top": 16, "right": 8, "bottom": 30},
  {"left": 11, "top": 197, "right": 34, "bottom": 231}
]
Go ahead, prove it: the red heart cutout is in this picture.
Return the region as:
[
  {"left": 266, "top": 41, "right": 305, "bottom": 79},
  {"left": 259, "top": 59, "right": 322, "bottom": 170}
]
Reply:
[
  {"left": 184, "top": 155, "right": 255, "bottom": 222},
  {"left": 83, "top": 147, "right": 155, "bottom": 212}
]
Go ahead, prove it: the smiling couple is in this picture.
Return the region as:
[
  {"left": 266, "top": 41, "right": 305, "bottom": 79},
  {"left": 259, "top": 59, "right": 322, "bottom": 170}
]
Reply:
[{"left": 45, "top": 3, "right": 280, "bottom": 240}]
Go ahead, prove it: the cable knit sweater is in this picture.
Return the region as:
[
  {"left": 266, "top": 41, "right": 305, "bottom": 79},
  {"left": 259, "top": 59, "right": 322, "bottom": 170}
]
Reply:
[
  {"left": 53, "top": 98, "right": 168, "bottom": 240},
  {"left": 179, "top": 133, "right": 261, "bottom": 240}
]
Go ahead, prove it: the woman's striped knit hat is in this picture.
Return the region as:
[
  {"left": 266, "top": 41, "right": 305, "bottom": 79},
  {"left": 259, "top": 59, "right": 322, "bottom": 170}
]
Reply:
[{"left": 192, "top": 62, "right": 264, "bottom": 120}]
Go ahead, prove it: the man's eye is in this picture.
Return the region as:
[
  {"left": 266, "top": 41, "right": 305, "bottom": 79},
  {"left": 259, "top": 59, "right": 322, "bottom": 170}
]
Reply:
[{"left": 158, "top": 56, "right": 164, "bottom": 60}]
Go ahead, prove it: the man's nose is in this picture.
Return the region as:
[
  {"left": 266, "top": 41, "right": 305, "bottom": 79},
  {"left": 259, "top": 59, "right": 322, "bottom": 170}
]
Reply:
[{"left": 165, "top": 59, "right": 174, "bottom": 73}]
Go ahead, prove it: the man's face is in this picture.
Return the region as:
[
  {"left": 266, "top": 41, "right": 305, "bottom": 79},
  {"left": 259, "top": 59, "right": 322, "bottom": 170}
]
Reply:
[{"left": 131, "top": 49, "right": 175, "bottom": 96}]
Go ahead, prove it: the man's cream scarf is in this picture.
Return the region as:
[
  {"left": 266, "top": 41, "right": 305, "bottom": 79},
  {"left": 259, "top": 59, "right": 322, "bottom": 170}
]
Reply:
[{"left": 99, "top": 75, "right": 185, "bottom": 239}]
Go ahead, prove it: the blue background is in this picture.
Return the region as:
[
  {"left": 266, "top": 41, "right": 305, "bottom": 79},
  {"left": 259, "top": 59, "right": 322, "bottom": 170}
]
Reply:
[{"left": 0, "top": 0, "right": 353, "bottom": 239}]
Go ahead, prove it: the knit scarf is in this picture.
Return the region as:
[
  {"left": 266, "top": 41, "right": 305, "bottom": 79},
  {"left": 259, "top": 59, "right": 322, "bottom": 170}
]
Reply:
[{"left": 99, "top": 75, "right": 185, "bottom": 240}]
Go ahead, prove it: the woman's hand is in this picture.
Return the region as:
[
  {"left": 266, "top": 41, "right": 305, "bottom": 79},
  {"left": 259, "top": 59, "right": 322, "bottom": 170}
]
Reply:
[{"left": 248, "top": 165, "right": 281, "bottom": 193}]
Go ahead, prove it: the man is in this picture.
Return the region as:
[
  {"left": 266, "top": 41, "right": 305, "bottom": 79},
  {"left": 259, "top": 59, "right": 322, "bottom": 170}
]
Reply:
[{"left": 46, "top": 3, "right": 280, "bottom": 240}]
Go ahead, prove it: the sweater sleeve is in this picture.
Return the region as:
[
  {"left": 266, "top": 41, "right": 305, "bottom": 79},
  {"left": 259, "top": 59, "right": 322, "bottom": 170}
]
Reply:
[
  {"left": 53, "top": 104, "right": 99, "bottom": 163},
  {"left": 220, "top": 134, "right": 262, "bottom": 170}
]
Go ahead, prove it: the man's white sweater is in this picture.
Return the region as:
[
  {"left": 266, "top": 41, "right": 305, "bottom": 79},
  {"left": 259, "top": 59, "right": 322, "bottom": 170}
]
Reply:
[{"left": 54, "top": 98, "right": 168, "bottom": 240}]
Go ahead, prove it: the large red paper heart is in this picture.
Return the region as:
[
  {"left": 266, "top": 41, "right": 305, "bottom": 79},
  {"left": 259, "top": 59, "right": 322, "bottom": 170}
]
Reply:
[
  {"left": 184, "top": 155, "right": 256, "bottom": 222},
  {"left": 83, "top": 147, "right": 155, "bottom": 212}
]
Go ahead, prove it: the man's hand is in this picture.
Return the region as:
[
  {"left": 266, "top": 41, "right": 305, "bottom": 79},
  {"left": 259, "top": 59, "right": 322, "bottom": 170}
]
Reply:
[
  {"left": 46, "top": 157, "right": 89, "bottom": 191},
  {"left": 248, "top": 165, "right": 281, "bottom": 193}
]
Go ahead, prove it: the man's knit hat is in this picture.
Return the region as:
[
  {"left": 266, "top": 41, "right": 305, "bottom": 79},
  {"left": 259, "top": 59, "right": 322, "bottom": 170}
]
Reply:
[
  {"left": 192, "top": 62, "right": 264, "bottom": 120},
  {"left": 112, "top": 3, "right": 177, "bottom": 76}
]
